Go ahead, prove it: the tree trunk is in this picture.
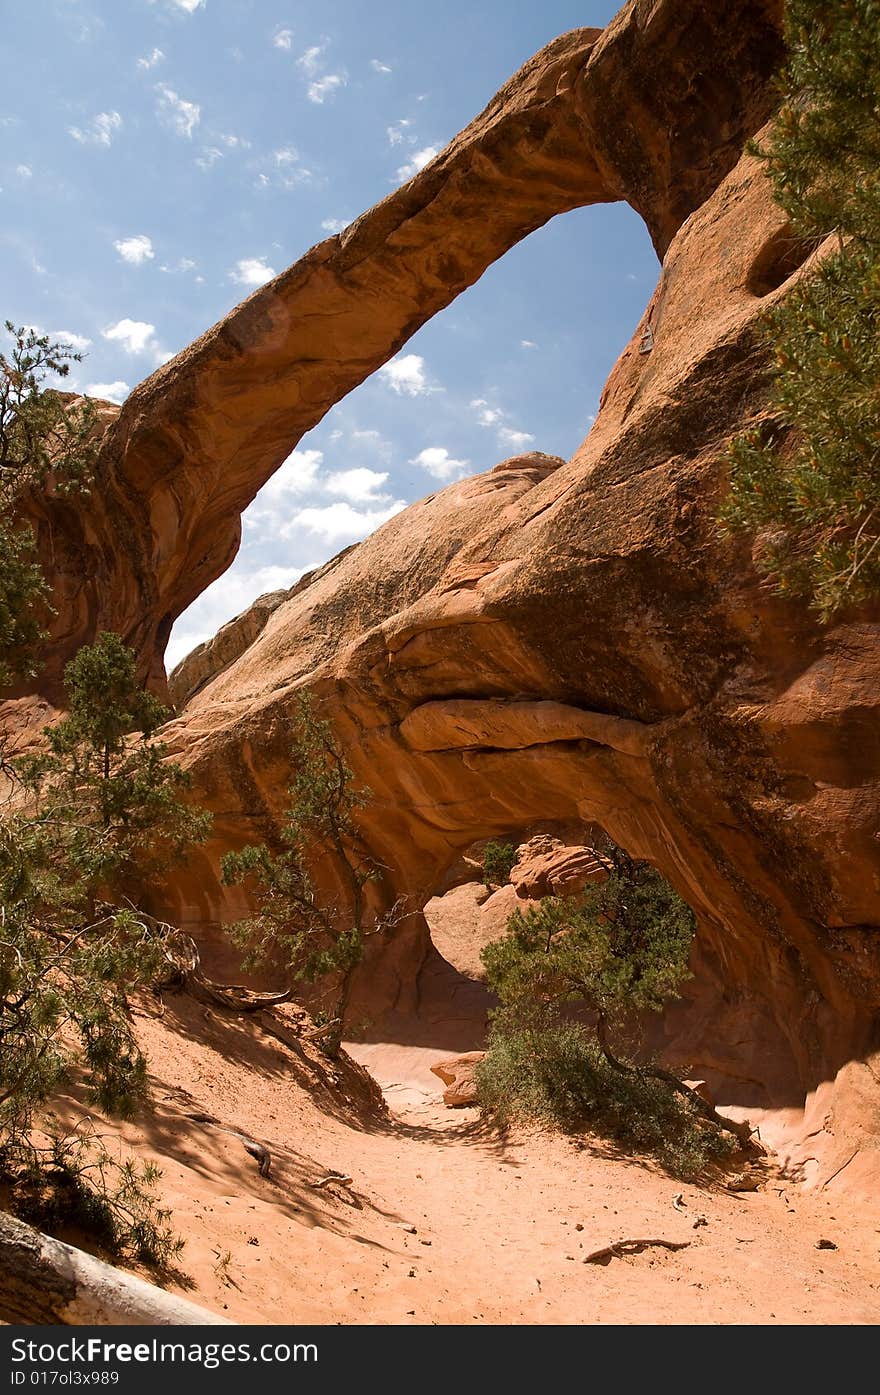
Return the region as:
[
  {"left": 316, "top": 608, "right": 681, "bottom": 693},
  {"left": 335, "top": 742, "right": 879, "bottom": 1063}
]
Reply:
[{"left": 0, "top": 1211, "right": 231, "bottom": 1325}]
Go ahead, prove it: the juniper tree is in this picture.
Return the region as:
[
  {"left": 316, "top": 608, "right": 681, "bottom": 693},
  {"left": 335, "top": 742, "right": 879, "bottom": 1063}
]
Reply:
[
  {"left": 481, "top": 840, "right": 518, "bottom": 889},
  {"left": 0, "top": 325, "right": 97, "bottom": 688},
  {"left": 221, "top": 692, "right": 379, "bottom": 1054},
  {"left": 477, "top": 841, "right": 749, "bottom": 1168},
  {"left": 722, "top": 0, "right": 880, "bottom": 616},
  {"left": 0, "top": 634, "right": 210, "bottom": 1263},
  {"left": 481, "top": 844, "right": 695, "bottom": 1068}
]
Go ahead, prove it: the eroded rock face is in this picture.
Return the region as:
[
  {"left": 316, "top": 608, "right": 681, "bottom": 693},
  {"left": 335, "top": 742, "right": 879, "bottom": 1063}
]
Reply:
[
  {"left": 8, "top": 1, "right": 879, "bottom": 1172},
  {"left": 156, "top": 123, "right": 880, "bottom": 1135},
  {"left": 17, "top": 0, "right": 783, "bottom": 701},
  {"left": 510, "top": 836, "right": 609, "bottom": 900}
]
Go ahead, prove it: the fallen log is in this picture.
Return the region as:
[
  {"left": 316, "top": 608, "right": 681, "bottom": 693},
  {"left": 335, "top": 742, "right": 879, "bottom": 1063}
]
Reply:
[{"left": 0, "top": 1211, "right": 232, "bottom": 1325}]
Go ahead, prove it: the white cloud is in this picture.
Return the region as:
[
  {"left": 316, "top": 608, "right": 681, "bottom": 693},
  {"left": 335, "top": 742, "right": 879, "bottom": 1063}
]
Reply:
[
  {"left": 219, "top": 132, "right": 250, "bottom": 149},
  {"left": 308, "top": 73, "right": 345, "bottom": 104},
  {"left": 321, "top": 217, "right": 348, "bottom": 233},
  {"left": 410, "top": 446, "right": 469, "bottom": 481},
  {"left": 350, "top": 428, "right": 391, "bottom": 459},
  {"left": 195, "top": 146, "right": 222, "bottom": 170},
  {"left": 498, "top": 427, "right": 535, "bottom": 449},
  {"left": 51, "top": 329, "right": 92, "bottom": 353},
  {"left": 68, "top": 111, "right": 122, "bottom": 147},
  {"left": 16, "top": 164, "right": 32, "bottom": 178},
  {"left": 229, "top": 256, "right": 276, "bottom": 288},
  {"left": 396, "top": 145, "right": 440, "bottom": 180},
  {"left": 102, "top": 318, "right": 157, "bottom": 354},
  {"left": 371, "top": 59, "right": 392, "bottom": 73},
  {"left": 114, "top": 234, "right": 154, "bottom": 265},
  {"left": 324, "top": 468, "right": 391, "bottom": 504},
  {"left": 156, "top": 85, "right": 200, "bottom": 138},
  {"left": 288, "top": 499, "right": 404, "bottom": 544},
  {"left": 387, "top": 120, "right": 411, "bottom": 146},
  {"left": 520, "top": 339, "right": 538, "bottom": 349},
  {"left": 297, "top": 44, "right": 325, "bottom": 77},
  {"left": 161, "top": 0, "right": 204, "bottom": 11},
  {"left": 166, "top": 561, "right": 310, "bottom": 668},
  {"left": 273, "top": 27, "right": 293, "bottom": 50},
  {"left": 378, "top": 353, "right": 428, "bottom": 396},
  {"left": 474, "top": 403, "right": 502, "bottom": 426},
  {"left": 259, "top": 448, "right": 323, "bottom": 502},
  {"left": 159, "top": 256, "right": 196, "bottom": 274},
  {"left": 255, "top": 146, "right": 311, "bottom": 189},
  {"left": 137, "top": 47, "right": 164, "bottom": 70},
  {"left": 85, "top": 380, "right": 130, "bottom": 403}
]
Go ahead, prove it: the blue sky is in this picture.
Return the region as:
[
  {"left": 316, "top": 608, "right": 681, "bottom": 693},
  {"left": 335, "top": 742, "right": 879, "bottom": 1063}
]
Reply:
[{"left": 0, "top": 0, "right": 658, "bottom": 668}]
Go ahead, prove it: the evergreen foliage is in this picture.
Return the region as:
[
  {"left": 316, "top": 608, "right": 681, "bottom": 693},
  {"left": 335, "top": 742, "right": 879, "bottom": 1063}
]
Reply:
[
  {"left": 0, "top": 325, "right": 97, "bottom": 687},
  {"left": 0, "top": 635, "right": 210, "bottom": 1264},
  {"left": 481, "top": 840, "right": 517, "bottom": 888},
  {"left": 477, "top": 841, "right": 740, "bottom": 1172},
  {"left": 221, "top": 691, "right": 379, "bottom": 1054},
  {"left": 722, "top": 0, "right": 880, "bottom": 616}
]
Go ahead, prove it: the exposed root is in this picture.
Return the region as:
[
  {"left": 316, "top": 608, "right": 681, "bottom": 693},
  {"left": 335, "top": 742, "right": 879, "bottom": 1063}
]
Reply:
[
  {"left": 185, "top": 1112, "right": 272, "bottom": 1179},
  {"left": 153, "top": 922, "right": 292, "bottom": 1013}
]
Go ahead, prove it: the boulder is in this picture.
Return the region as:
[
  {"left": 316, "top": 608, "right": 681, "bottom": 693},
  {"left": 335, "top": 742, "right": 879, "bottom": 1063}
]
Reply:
[{"left": 430, "top": 1053, "right": 486, "bottom": 1107}]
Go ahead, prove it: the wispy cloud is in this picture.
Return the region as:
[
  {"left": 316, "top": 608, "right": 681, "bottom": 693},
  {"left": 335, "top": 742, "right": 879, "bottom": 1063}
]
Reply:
[
  {"left": 371, "top": 59, "right": 392, "bottom": 74},
  {"left": 229, "top": 256, "right": 276, "bottom": 288},
  {"left": 195, "top": 146, "right": 222, "bottom": 170},
  {"left": 321, "top": 217, "right": 348, "bottom": 234},
  {"left": 396, "top": 145, "right": 440, "bottom": 180},
  {"left": 498, "top": 426, "right": 535, "bottom": 449},
  {"left": 16, "top": 164, "right": 32, "bottom": 178},
  {"left": 255, "top": 146, "right": 312, "bottom": 190},
  {"left": 470, "top": 398, "right": 502, "bottom": 427},
  {"left": 137, "top": 48, "right": 164, "bottom": 70},
  {"left": 470, "top": 397, "right": 534, "bottom": 452},
  {"left": 114, "top": 234, "right": 154, "bottom": 265},
  {"left": 155, "top": 0, "right": 204, "bottom": 12},
  {"left": 295, "top": 41, "right": 345, "bottom": 104},
  {"left": 68, "top": 111, "right": 122, "bottom": 147},
  {"left": 51, "top": 329, "right": 92, "bottom": 353},
  {"left": 387, "top": 120, "right": 412, "bottom": 146},
  {"left": 273, "top": 27, "right": 293, "bottom": 51},
  {"left": 378, "top": 353, "right": 430, "bottom": 396},
  {"left": 296, "top": 44, "right": 325, "bottom": 77},
  {"left": 308, "top": 73, "right": 345, "bottom": 104},
  {"left": 410, "top": 447, "right": 469, "bottom": 481},
  {"left": 159, "top": 256, "right": 197, "bottom": 274},
  {"left": 156, "top": 85, "right": 200, "bottom": 138}
]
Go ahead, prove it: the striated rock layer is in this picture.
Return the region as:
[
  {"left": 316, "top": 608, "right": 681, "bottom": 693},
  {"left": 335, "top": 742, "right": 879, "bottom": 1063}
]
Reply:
[{"left": 9, "top": 1, "right": 880, "bottom": 1178}]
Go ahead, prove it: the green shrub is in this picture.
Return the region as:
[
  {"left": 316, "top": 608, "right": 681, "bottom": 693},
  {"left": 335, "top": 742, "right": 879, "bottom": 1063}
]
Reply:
[
  {"left": 475, "top": 1007, "right": 735, "bottom": 1181},
  {"left": 482, "top": 840, "right": 517, "bottom": 888}
]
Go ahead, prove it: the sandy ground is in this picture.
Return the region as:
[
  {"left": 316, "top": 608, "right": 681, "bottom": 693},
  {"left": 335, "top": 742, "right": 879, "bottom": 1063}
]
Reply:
[{"left": 50, "top": 978, "right": 875, "bottom": 1328}]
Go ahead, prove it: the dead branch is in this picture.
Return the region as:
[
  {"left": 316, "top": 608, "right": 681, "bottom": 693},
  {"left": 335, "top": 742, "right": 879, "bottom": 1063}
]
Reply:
[{"left": 583, "top": 1237, "right": 691, "bottom": 1265}]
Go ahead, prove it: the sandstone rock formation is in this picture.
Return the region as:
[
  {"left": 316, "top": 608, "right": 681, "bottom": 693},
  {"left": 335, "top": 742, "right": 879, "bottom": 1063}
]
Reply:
[
  {"left": 16, "top": 0, "right": 783, "bottom": 702},
  {"left": 430, "top": 1054, "right": 485, "bottom": 1108},
  {"left": 8, "top": 0, "right": 880, "bottom": 1183},
  {"left": 168, "top": 546, "right": 358, "bottom": 709},
  {"left": 510, "top": 836, "right": 609, "bottom": 900}
]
